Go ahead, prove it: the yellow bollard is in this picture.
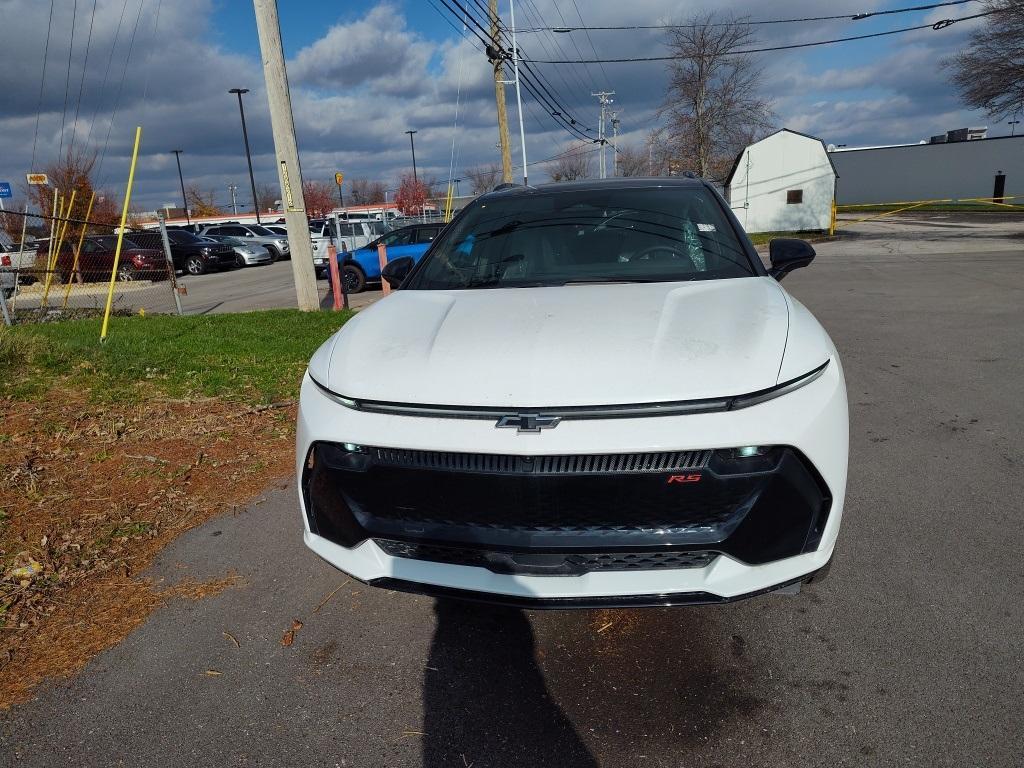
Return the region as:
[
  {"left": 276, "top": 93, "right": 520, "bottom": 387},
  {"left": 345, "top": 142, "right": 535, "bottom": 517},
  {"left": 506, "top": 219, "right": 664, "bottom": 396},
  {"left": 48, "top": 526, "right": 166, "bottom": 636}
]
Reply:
[
  {"left": 101, "top": 126, "right": 143, "bottom": 343},
  {"left": 62, "top": 190, "right": 96, "bottom": 309},
  {"left": 42, "top": 189, "right": 76, "bottom": 308}
]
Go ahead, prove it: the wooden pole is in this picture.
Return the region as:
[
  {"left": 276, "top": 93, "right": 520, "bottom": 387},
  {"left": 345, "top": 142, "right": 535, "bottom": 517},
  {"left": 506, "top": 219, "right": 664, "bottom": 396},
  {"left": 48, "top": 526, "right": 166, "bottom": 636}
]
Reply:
[
  {"left": 251, "top": 0, "right": 320, "bottom": 311},
  {"left": 100, "top": 126, "right": 143, "bottom": 342},
  {"left": 490, "top": 0, "right": 512, "bottom": 184}
]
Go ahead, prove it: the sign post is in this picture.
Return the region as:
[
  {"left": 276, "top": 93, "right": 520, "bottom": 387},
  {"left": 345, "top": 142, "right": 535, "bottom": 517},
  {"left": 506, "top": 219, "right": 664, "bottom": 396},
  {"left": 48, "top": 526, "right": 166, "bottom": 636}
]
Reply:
[{"left": 334, "top": 172, "right": 344, "bottom": 215}]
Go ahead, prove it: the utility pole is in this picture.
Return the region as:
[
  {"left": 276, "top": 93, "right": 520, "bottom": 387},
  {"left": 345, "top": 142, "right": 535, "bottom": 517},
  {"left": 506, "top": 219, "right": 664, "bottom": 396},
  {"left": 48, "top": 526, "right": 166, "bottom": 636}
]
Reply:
[
  {"left": 228, "top": 184, "right": 239, "bottom": 215},
  {"left": 251, "top": 0, "right": 319, "bottom": 311},
  {"left": 488, "top": 0, "right": 513, "bottom": 184},
  {"left": 405, "top": 130, "right": 418, "bottom": 183},
  {"left": 592, "top": 91, "right": 615, "bottom": 179},
  {"left": 611, "top": 113, "right": 620, "bottom": 177},
  {"left": 508, "top": 0, "right": 528, "bottom": 185},
  {"left": 229, "top": 87, "right": 262, "bottom": 224},
  {"left": 171, "top": 150, "right": 189, "bottom": 224}
]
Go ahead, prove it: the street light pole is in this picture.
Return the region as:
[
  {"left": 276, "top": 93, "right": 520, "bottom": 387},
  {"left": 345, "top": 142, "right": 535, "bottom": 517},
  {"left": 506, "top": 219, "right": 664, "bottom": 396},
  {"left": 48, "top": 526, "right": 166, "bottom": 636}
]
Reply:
[
  {"left": 229, "top": 87, "right": 261, "bottom": 224},
  {"left": 171, "top": 149, "right": 189, "bottom": 224},
  {"left": 508, "top": 0, "right": 528, "bottom": 185},
  {"left": 405, "top": 130, "right": 418, "bottom": 183}
]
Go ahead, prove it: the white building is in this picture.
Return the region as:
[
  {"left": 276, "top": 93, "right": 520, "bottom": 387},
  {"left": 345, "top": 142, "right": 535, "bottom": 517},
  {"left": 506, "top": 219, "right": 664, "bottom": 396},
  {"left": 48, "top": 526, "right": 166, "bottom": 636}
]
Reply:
[{"left": 724, "top": 129, "right": 837, "bottom": 234}]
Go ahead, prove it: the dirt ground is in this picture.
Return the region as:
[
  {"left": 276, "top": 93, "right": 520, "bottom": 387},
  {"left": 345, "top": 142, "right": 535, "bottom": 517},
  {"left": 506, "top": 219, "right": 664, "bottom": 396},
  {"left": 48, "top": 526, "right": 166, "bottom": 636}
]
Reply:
[{"left": 0, "top": 393, "right": 297, "bottom": 708}]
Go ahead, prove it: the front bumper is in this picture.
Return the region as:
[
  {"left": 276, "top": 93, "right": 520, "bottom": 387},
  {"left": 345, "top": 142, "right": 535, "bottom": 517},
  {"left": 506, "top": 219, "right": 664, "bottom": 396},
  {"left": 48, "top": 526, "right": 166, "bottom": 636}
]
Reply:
[{"left": 296, "top": 360, "right": 847, "bottom": 605}]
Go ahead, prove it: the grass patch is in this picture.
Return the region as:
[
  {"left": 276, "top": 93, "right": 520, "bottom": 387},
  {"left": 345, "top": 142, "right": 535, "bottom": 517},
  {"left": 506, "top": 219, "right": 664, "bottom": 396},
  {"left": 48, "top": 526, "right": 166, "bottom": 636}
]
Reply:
[
  {"left": 746, "top": 231, "right": 832, "bottom": 246},
  {"left": 1, "top": 309, "right": 352, "bottom": 403}
]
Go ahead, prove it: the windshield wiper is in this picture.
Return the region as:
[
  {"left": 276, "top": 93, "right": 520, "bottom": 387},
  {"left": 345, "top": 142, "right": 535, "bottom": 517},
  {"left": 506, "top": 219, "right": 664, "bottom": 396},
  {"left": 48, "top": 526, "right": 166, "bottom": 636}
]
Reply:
[{"left": 561, "top": 277, "right": 663, "bottom": 285}]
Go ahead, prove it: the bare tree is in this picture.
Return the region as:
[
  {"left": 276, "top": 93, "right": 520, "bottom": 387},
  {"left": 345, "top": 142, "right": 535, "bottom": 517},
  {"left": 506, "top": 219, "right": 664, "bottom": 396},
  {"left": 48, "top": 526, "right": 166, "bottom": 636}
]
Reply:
[
  {"left": 615, "top": 144, "right": 649, "bottom": 177},
  {"left": 302, "top": 180, "right": 336, "bottom": 218},
  {"left": 946, "top": 1, "right": 1024, "bottom": 119},
  {"left": 659, "top": 13, "right": 774, "bottom": 179},
  {"left": 547, "top": 143, "right": 594, "bottom": 182},
  {"left": 255, "top": 182, "right": 279, "bottom": 213},
  {"left": 465, "top": 164, "right": 502, "bottom": 194},
  {"left": 349, "top": 177, "right": 387, "bottom": 204},
  {"left": 185, "top": 185, "right": 222, "bottom": 217}
]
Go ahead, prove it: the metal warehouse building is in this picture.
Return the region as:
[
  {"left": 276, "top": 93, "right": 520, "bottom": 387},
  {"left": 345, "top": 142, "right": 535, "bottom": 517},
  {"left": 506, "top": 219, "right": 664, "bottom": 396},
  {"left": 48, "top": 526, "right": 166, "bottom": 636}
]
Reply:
[{"left": 829, "top": 135, "right": 1024, "bottom": 205}]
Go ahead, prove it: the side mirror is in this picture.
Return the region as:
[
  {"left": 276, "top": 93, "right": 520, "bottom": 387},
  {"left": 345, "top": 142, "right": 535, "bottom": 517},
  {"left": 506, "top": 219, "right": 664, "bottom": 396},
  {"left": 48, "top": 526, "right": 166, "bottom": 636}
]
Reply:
[
  {"left": 381, "top": 256, "right": 414, "bottom": 288},
  {"left": 768, "top": 238, "right": 815, "bottom": 281}
]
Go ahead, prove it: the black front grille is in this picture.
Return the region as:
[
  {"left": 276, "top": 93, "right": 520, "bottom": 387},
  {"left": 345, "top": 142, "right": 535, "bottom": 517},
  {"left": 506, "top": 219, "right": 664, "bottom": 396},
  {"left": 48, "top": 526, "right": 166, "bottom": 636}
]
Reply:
[
  {"left": 374, "top": 538, "right": 718, "bottom": 576},
  {"left": 303, "top": 443, "right": 832, "bottom": 565},
  {"left": 372, "top": 448, "right": 710, "bottom": 475}
]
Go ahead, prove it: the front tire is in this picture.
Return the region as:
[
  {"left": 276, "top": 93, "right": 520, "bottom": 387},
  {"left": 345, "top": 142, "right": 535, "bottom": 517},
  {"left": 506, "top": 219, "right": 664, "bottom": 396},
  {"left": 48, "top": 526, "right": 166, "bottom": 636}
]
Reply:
[
  {"left": 117, "top": 265, "right": 135, "bottom": 282},
  {"left": 235, "top": 253, "right": 246, "bottom": 268},
  {"left": 265, "top": 246, "right": 281, "bottom": 262},
  {"left": 186, "top": 256, "right": 206, "bottom": 275},
  {"left": 342, "top": 264, "right": 366, "bottom": 294}
]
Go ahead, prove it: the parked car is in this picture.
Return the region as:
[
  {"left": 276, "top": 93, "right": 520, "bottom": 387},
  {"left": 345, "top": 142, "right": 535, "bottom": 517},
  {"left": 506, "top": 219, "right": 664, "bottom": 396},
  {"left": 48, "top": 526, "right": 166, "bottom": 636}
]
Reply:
[
  {"left": 309, "top": 219, "right": 386, "bottom": 274},
  {"left": 55, "top": 235, "right": 169, "bottom": 282},
  {"left": 128, "top": 230, "right": 236, "bottom": 275},
  {"left": 199, "top": 223, "right": 290, "bottom": 261},
  {"left": 0, "top": 228, "right": 39, "bottom": 285},
  {"left": 331, "top": 222, "right": 445, "bottom": 293},
  {"left": 201, "top": 235, "right": 273, "bottom": 267},
  {"left": 298, "top": 177, "right": 848, "bottom": 607},
  {"left": 0, "top": 256, "right": 15, "bottom": 298}
]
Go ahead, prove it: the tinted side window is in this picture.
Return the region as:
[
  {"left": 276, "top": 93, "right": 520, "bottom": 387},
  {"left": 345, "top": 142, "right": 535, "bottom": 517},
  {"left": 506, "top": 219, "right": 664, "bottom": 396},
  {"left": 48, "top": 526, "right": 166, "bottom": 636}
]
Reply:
[
  {"left": 383, "top": 229, "right": 414, "bottom": 247},
  {"left": 414, "top": 227, "right": 440, "bottom": 244}
]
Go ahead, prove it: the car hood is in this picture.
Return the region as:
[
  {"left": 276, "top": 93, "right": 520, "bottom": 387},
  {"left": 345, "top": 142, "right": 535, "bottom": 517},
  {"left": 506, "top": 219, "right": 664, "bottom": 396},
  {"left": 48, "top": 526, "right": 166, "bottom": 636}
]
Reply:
[{"left": 318, "top": 277, "right": 791, "bottom": 407}]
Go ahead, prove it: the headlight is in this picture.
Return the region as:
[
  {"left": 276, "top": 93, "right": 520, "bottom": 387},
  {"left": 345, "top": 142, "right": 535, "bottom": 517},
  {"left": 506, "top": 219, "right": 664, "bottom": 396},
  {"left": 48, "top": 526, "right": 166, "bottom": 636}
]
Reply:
[{"left": 200, "top": 247, "right": 212, "bottom": 255}]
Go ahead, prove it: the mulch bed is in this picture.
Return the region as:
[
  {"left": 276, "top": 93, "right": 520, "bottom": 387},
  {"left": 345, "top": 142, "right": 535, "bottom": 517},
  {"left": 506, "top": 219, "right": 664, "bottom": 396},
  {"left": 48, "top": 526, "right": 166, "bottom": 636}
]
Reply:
[{"left": 0, "top": 393, "right": 296, "bottom": 708}]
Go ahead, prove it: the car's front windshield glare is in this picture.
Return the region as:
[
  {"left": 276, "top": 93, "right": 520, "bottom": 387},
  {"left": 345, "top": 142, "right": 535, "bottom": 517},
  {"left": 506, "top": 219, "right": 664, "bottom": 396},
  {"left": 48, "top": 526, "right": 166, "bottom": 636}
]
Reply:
[
  {"left": 406, "top": 187, "right": 755, "bottom": 290},
  {"left": 248, "top": 226, "right": 275, "bottom": 236}
]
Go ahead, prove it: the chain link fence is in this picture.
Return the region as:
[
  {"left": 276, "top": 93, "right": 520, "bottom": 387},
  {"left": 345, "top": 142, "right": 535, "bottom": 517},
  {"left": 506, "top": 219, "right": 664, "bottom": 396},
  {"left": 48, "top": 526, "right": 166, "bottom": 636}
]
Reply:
[{"left": 1, "top": 209, "right": 182, "bottom": 326}]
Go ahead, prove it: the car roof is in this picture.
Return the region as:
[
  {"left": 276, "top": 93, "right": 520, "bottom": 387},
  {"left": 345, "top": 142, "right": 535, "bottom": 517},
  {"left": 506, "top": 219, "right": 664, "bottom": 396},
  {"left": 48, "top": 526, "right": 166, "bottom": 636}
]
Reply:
[{"left": 483, "top": 176, "right": 709, "bottom": 199}]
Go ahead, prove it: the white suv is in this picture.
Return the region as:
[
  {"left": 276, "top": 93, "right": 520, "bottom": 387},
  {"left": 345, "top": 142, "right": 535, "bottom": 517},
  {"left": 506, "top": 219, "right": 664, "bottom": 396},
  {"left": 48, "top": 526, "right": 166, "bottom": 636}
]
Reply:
[
  {"left": 199, "top": 223, "right": 290, "bottom": 261},
  {"left": 297, "top": 179, "right": 848, "bottom": 608}
]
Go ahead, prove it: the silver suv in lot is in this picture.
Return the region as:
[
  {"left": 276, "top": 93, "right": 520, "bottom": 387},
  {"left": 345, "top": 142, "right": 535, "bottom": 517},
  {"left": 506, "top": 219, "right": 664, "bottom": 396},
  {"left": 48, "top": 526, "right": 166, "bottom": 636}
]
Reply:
[{"left": 199, "top": 223, "right": 290, "bottom": 261}]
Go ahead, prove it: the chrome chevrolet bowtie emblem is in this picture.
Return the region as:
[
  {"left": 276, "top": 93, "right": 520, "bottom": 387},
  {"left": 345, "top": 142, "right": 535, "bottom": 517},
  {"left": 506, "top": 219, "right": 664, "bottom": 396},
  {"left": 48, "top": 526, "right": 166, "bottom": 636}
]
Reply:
[{"left": 496, "top": 413, "right": 562, "bottom": 433}]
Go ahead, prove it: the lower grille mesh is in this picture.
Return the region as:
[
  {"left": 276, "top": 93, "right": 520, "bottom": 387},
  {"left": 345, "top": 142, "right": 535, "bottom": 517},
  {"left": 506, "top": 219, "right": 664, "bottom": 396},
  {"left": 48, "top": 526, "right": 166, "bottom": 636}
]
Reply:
[
  {"left": 374, "top": 539, "right": 718, "bottom": 574},
  {"left": 372, "top": 448, "right": 711, "bottom": 475}
]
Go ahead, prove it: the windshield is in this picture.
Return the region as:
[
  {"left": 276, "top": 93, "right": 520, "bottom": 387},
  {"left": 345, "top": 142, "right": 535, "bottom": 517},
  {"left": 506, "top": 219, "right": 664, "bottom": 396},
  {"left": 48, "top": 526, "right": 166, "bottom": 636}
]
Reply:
[
  {"left": 247, "top": 226, "right": 275, "bottom": 237},
  {"left": 405, "top": 186, "right": 756, "bottom": 290}
]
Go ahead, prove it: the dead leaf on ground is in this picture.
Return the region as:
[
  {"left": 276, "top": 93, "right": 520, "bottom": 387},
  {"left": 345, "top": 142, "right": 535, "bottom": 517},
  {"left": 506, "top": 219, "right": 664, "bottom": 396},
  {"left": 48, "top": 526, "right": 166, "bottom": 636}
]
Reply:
[{"left": 281, "top": 618, "right": 304, "bottom": 647}]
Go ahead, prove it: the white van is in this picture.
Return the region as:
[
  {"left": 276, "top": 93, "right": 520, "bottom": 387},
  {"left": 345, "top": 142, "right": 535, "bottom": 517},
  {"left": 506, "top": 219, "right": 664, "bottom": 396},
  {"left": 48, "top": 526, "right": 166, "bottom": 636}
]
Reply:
[{"left": 309, "top": 219, "right": 388, "bottom": 274}]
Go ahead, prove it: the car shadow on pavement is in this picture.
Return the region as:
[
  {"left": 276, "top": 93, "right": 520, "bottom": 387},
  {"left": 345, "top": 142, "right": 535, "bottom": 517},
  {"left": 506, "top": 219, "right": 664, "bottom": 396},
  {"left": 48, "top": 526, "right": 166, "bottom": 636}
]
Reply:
[{"left": 422, "top": 598, "right": 599, "bottom": 768}]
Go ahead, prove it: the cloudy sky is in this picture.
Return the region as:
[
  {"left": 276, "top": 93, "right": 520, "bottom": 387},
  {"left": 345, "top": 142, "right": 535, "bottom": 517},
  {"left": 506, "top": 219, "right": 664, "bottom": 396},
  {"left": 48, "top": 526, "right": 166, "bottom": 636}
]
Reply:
[{"left": 0, "top": 0, "right": 998, "bottom": 212}]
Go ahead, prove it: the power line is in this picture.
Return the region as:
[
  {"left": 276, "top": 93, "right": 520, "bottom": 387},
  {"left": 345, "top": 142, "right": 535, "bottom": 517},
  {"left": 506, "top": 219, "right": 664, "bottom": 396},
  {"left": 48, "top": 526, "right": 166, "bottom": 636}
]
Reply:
[
  {"left": 30, "top": 0, "right": 57, "bottom": 172},
  {"left": 59, "top": 0, "right": 79, "bottom": 160},
  {"left": 96, "top": 0, "right": 147, "bottom": 183},
  {"left": 527, "top": 8, "right": 1001, "bottom": 63},
  {"left": 68, "top": 0, "right": 99, "bottom": 160},
  {"left": 568, "top": 0, "right": 611, "bottom": 87},
  {"left": 463, "top": 0, "right": 595, "bottom": 134},
  {"left": 85, "top": 0, "right": 131, "bottom": 153},
  {"left": 429, "top": 0, "right": 595, "bottom": 142},
  {"left": 517, "top": 0, "right": 982, "bottom": 32}
]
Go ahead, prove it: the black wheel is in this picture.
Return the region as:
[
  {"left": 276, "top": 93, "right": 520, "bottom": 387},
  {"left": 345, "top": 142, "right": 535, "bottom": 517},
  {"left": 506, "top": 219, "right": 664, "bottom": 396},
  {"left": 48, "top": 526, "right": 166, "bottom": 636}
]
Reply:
[
  {"left": 235, "top": 253, "right": 246, "bottom": 268},
  {"left": 342, "top": 264, "right": 366, "bottom": 294},
  {"left": 117, "top": 264, "right": 135, "bottom": 282},
  {"left": 186, "top": 255, "right": 206, "bottom": 275},
  {"left": 266, "top": 246, "right": 281, "bottom": 262}
]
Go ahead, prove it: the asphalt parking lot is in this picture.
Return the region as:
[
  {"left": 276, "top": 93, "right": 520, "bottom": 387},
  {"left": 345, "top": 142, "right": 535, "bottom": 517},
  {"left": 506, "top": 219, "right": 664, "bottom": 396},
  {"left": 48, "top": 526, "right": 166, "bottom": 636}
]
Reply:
[{"left": 2, "top": 213, "right": 1022, "bottom": 767}]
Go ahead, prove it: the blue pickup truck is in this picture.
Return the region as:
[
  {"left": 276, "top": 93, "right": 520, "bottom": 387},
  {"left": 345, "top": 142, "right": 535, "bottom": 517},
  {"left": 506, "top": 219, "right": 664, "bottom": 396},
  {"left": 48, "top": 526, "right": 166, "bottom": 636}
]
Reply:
[{"left": 336, "top": 222, "right": 444, "bottom": 293}]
